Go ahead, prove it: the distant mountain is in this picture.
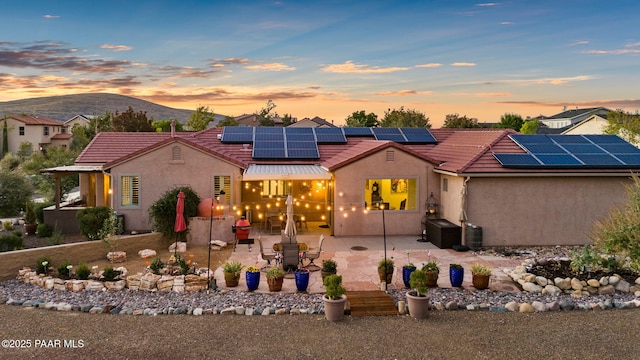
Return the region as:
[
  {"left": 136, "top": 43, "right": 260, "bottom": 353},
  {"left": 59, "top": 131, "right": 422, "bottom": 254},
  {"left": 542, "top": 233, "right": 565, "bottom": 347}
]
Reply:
[{"left": 0, "top": 93, "right": 198, "bottom": 123}]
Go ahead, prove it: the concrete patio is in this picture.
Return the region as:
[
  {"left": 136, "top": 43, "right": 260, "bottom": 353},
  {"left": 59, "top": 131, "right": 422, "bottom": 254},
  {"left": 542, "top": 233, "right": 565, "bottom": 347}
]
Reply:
[{"left": 214, "top": 222, "right": 522, "bottom": 294}]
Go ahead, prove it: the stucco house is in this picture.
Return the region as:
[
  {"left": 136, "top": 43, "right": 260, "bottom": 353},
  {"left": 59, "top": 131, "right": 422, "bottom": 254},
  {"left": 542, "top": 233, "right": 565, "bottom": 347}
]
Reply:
[
  {"left": 1, "top": 115, "right": 69, "bottom": 155},
  {"left": 45, "top": 125, "right": 640, "bottom": 247},
  {"left": 537, "top": 107, "right": 610, "bottom": 129}
]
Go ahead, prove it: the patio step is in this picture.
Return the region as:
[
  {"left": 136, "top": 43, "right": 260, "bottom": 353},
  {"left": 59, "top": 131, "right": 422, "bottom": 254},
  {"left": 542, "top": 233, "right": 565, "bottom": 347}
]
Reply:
[{"left": 345, "top": 290, "right": 398, "bottom": 316}]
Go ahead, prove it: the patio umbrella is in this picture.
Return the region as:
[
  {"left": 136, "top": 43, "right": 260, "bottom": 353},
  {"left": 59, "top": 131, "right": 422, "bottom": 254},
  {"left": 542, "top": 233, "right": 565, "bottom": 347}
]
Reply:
[
  {"left": 284, "top": 194, "right": 297, "bottom": 243},
  {"left": 173, "top": 191, "right": 187, "bottom": 257}
]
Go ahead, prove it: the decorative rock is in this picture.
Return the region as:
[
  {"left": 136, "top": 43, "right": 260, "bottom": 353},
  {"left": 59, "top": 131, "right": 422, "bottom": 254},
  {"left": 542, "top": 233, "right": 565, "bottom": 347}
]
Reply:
[
  {"left": 220, "top": 307, "right": 235, "bottom": 315},
  {"left": 466, "top": 304, "right": 480, "bottom": 311},
  {"left": 84, "top": 281, "right": 105, "bottom": 291},
  {"left": 397, "top": 300, "right": 406, "bottom": 314},
  {"left": 489, "top": 306, "right": 507, "bottom": 312},
  {"left": 275, "top": 308, "right": 288, "bottom": 315},
  {"left": 531, "top": 301, "right": 547, "bottom": 312},
  {"left": 138, "top": 249, "right": 157, "bottom": 258},
  {"left": 104, "top": 280, "right": 126, "bottom": 291},
  {"left": 156, "top": 276, "right": 174, "bottom": 292},
  {"left": 570, "top": 278, "right": 583, "bottom": 291},
  {"left": 598, "top": 285, "right": 616, "bottom": 295},
  {"left": 140, "top": 273, "right": 161, "bottom": 291},
  {"left": 519, "top": 303, "right": 535, "bottom": 313},
  {"left": 608, "top": 276, "right": 620, "bottom": 285},
  {"left": 599, "top": 277, "right": 609, "bottom": 286},
  {"left": 193, "top": 308, "right": 203, "bottom": 316},
  {"left": 535, "top": 276, "right": 548, "bottom": 286},
  {"left": 445, "top": 301, "right": 458, "bottom": 310},
  {"left": 89, "top": 306, "right": 103, "bottom": 314},
  {"left": 110, "top": 306, "right": 122, "bottom": 315},
  {"left": 522, "top": 282, "right": 543, "bottom": 293},
  {"left": 126, "top": 274, "right": 142, "bottom": 290},
  {"left": 290, "top": 309, "right": 301, "bottom": 315},
  {"left": 524, "top": 274, "right": 537, "bottom": 283},
  {"left": 433, "top": 301, "right": 445, "bottom": 311},
  {"left": 546, "top": 301, "right": 560, "bottom": 311},
  {"left": 587, "top": 279, "right": 600, "bottom": 288},
  {"left": 169, "top": 241, "right": 187, "bottom": 253},
  {"left": 615, "top": 279, "right": 631, "bottom": 293},
  {"left": 235, "top": 307, "right": 245, "bottom": 315},
  {"left": 559, "top": 299, "right": 574, "bottom": 311},
  {"left": 505, "top": 301, "right": 519, "bottom": 312},
  {"left": 542, "top": 285, "right": 562, "bottom": 296},
  {"left": 106, "top": 251, "right": 127, "bottom": 263},
  {"left": 262, "top": 307, "right": 271, "bottom": 316},
  {"left": 555, "top": 277, "right": 571, "bottom": 290}
]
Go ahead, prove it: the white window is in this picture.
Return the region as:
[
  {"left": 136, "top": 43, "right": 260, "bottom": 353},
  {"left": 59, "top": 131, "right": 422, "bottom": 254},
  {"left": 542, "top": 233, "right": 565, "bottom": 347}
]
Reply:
[
  {"left": 120, "top": 175, "right": 140, "bottom": 207},
  {"left": 262, "top": 180, "right": 289, "bottom": 197}
]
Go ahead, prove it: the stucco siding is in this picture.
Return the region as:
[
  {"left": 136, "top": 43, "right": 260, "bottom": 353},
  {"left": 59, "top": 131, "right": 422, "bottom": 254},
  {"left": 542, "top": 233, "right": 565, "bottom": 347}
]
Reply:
[
  {"left": 464, "top": 176, "right": 632, "bottom": 246},
  {"left": 109, "top": 142, "right": 243, "bottom": 231},
  {"left": 331, "top": 148, "right": 437, "bottom": 236}
]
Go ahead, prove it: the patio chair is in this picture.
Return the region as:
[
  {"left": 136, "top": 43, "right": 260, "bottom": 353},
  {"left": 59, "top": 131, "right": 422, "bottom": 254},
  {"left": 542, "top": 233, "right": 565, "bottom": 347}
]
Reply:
[
  {"left": 303, "top": 234, "right": 324, "bottom": 271},
  {"left": 258, "top": 238, "right": 279, "bottom": 271}
]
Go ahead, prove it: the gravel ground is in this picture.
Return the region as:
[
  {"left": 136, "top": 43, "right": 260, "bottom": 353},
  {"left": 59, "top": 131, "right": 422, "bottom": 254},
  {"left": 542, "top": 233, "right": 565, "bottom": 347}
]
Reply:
[{"left": 1, "top": 305, "right": 640, "bottom": 360}]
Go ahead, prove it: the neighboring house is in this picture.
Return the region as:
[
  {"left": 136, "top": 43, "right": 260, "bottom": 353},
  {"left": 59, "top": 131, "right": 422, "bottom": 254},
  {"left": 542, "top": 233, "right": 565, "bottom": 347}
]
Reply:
[
  {"left": 64, "top": 114, "right": 94, "bottom": 130},
  {"left": 45, "top": 126, "right": 640, "bottom": 247},
  {"left": 562, "top": 114, "right": 608, "bottom": 135},
  {"left": 2, "top": 115, "right": 69, "bottom": 155},
  {"left": 233, "top": 113, "right": 297, "bottom": 127},
  {"left": 537, "top": 107, "right": 610, "bottom": 129},
  {"left": 289, "top": 116, "right": 336, "bottom": 128}
]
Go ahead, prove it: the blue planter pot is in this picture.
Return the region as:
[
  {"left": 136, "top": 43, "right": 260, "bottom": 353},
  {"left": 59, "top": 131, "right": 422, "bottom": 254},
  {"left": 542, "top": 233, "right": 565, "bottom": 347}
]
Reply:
[
  {"left": 295, "top": 270, "right": 310, "bottom": 292},
  {"left": 449, "top": 267, "right": 464, "bottom": 287},
  {"left": 402, "top": 267, "right": 416, "bottom": 288},
  {"left": 246, "top": 271, "right": 260, "bottom": 291}
]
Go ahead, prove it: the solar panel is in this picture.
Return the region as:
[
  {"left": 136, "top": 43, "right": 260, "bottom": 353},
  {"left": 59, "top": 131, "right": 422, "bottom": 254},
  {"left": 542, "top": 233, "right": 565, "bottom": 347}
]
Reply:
[
  {"left": 522, "top": 143, "right": 566, "bottom": 154},
  {"left": 252, "top": 147, "right": 286, "bottom": 159},
  {"left": 343, "top": 127, "right": 374, "bottom": 136},
  {"left": 536, "top": 154, "right": 582, "bottom": 166},
  {"left": 583, "top": 135, "right": 628, "bottom": 144},
  {"left": 399, "top": 128, "right": 437, "bottom": 143},
  {"left": 313, "top": 128, "right": 347, "bottom": 143},
  {"left": 573, "top": 154, "right": 623, "bottom": 166},
  {"left": 220, "top": 127, "right": 254, "bottom": 143},
  {"left": 598, "top": 143, "right": 640, "bottom": 154},
  {"left": 548, "top": 135, "right": 591, "bottom": 144},
  {"left": 372, "top": 128, "right": 406, "bottom": 142},
  {"left": 493, "top": 153, "right": 541, "bottom": 167},
  {"left": 285, "top": 127, "right": 315, "bottom": 141},
  {"left": 287, "top": 148, "right": 320, "bottom": 159},
  {"left": 560, "top": 144, "right": 606, "bottom": 154},
  {"left": 614, "top": 154, "right": 640, "bottom": 166},
  {"left": 510, "top": 134, "right": 555, "bottom": 145}
]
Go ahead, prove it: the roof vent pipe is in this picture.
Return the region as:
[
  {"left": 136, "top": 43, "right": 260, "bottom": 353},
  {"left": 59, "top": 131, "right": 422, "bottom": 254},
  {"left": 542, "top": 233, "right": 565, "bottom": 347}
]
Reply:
[{"left": 170, "top": 120, "right": 176, "bottom": 138}]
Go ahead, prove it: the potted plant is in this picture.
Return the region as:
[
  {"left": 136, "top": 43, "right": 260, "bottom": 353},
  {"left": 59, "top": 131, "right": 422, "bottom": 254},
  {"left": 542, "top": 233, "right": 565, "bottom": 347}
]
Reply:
[
  {"left": 421, "top": 261, "right": 439, "bottom": 288},
  {"left": 295, "top": 267, "right": 310, "bottom": 292},
  {"left": 24, "top": 201, "right": 37, "bottom": 235},
  {"left": 266, "top": 266, "right": 284, "bottom": 292},
  {"left": 402, "top": 251, "right": 416, "bottom": 288},
  {"left": 222, "top": 260, "right": 243, "bottom": 287},
  {"left": 449, "top": 263, "right": 464, "bottom": 287},
  {"left": 377, "top": 258, "right": 394, "bottom": 284},
  {"left": 470, "top": 263, "right": 492, "bottom": 290},
  {"left": 321, "top": 259, "right": 337, "bottom": 281},
  {"left": 323, "top": 274, "right": 347, "bottom": 321},
  {"left": 406, "top": 269, "right": 430, "bottom": 318},
  {"left": 245, "top": 265, "right": 260, "bottom": 291}
]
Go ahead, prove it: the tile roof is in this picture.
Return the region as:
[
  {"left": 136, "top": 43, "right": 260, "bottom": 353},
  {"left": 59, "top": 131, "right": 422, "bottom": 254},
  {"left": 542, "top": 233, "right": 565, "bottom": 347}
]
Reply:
[
  {"left": 75, "top": 127, "right": 640, "bottom": 176},
  {"left": 8, "top": 115, "right": 64, "bottom": 126}
]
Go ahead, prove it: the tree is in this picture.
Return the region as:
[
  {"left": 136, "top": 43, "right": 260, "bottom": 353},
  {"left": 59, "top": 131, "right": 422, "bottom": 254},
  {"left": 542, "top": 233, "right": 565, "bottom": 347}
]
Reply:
[
  {"left": 519, "top": 119, "right": 539, "bottom": 134},
  {"left": 379, "top": 107, "right": 431, "bottom": 128},
  {"left": 257, "top": 100, "right": 277, "bottom": 126},
  {"left": 111, "top": 106, "right": 154, "bottom": 132},
  {"left": 217, "top": 115, "right": 239, "bottom": 127},
  {"left": 21, "top": 146, "right": 79, "bottom": 203},
  {"left": 281, "top": 114, "right": 294, "bottom": 127},
  {"left": 2, "top": 119, "right": 8, "bottom": 158},
  {"left": 0, "top": 170, "right": 33, "bottom": 217},
  {"left": 442, "top": 113, "right": 480, "bottom": 128},
  {"left": 185, "top": 106, "right": 216, "bottom": 131},
  {"left": 70, "top": 112, "right": 112, "bottom": 152},
  {"left": 148, "top": 186, "right": 201, "bottom": 242},
  {"left": 16, "top": 141, "right": 33, "bottom": 160},
  {"left": 494, "top": 113, "right": 524, "bottom": 131},
  {"left": 603, "top": 109, "right": 640, "bottom": 144},
  {"left": 152, "top": 119, "right": 184, "bottom": 132},
  {"left": 345, "top": 110, "right": 378, "bottom": 127}
]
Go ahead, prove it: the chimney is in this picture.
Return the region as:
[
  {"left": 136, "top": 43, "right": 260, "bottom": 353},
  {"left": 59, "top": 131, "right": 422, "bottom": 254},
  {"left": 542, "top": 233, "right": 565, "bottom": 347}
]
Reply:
[{"left": 170, "top": 120, "right": 176, "bottom": 138}]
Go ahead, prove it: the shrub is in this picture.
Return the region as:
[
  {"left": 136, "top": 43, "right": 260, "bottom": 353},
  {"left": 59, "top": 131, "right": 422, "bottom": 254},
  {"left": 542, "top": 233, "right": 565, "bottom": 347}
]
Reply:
[
  {"left": 0, "top": 171, "right": 32, "bottom": 217},
  {"left": 102, "top": 267, "right": 118, "bottom": 281},
  {"left": 36, "top": 256, "right": 52, "bottom": 274},
  {"left": 36, "top": 223, "right": 54, "bottom": 238},
  {"left": 76, "top": 206, "right": 112, "bottom": 240},
  {"left": 24, "top": 201, "right": 36, "bottom": 224},
  {"left": 12, "top": 230, "right": 22, "bottom": 237},
  {"left": 323, "top": 274, "right": 346, "bottom": 300},
  {"left": 57, "top": 261, "right": 72, "bottom": 278},
  {"left": 409, "top": 270, "right": 429, "bottom": 296},
  {"left": 148, "top": 186, "right": 200, "bottom": 241},
  {"left": 35, "top": 202, "right": 54, "bottom": 224},
  {"left": 470, "top": 263, "right": 492, "bottom": 276},
  {"left": 150, "top": 257, "right": 165, "bottom": 275},
  {"left": 321, "top": 259, "right": 337, "bottom": 273},
  {"left": 2, "top": 220, "right": 13, "bottom": 231},
  {"left": 0, "top": 233, "right": 24, "bottom": 252},
  {"left": 46, "top": 226, "right": 65, "bottom": 246},
  {"left": 222, "top": 260, "right": 243, "bottom": 273},
  {"left": 75, "top": 264, "right": 91, "bottom": 280},
  {"left": 266, "top": 266, "right": 284, "bottom": 279},
  {"left": 590, "top": 174, "right": 640, "bottom": 271}
]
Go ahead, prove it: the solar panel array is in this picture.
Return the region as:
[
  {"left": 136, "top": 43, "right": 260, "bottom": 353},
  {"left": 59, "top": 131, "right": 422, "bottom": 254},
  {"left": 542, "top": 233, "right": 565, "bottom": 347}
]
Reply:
[
  {"left": 219, "top": 126, "right": 437, "bottom": 159},
  {"left": 493, "top": 134, "right": 640, "bottom": 168}
]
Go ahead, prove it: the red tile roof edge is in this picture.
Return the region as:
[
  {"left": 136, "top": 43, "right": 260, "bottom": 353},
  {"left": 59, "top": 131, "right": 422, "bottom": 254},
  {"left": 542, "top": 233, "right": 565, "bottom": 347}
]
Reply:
[{"left": 325, "top": 141, "right": 441, "bottom": 171}]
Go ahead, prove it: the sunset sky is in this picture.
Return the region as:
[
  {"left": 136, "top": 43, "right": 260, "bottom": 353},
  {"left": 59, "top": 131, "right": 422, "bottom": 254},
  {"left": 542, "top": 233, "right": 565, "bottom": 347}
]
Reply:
[{"left": 1, "top": 1, "right": 639, "bottom": 126}]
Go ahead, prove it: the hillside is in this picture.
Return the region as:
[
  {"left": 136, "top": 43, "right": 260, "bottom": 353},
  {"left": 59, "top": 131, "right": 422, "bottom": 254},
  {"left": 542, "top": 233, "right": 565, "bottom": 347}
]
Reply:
[{"left": 0, "top": 93, "right": 197, "bottom": 123}]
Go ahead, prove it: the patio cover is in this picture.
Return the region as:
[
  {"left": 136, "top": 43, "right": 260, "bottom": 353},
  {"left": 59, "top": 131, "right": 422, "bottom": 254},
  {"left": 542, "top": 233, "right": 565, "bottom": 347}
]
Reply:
[{"left": 242, "top": 164, "right": 331, "bottom": 181}]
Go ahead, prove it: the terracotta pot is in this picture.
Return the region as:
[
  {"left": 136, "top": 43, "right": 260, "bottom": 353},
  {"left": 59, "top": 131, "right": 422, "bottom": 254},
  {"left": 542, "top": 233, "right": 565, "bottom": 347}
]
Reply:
[
  {"left": 406, "top": 290, "right": 429, "bottom": 319},
  {"left": 377, "top": 268, "right": 394, "bottom": 284},
  {"left": 267, "top": 275, "right": 284, "bottom": 292},
  {"left": 323, "top": 294, "right": 348, "bottom": 321},
  {"left": 224, "top": 271, "right": 240, "bottom": 287},
  {"left": 24, "top": 223, "right": 37, "bottom": 236},
  {"left": 425, "top": 270, "right": 439, "bottom": 288},
  {"left": 472, "top": 273, "right": 490, "bottom": 290}
]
